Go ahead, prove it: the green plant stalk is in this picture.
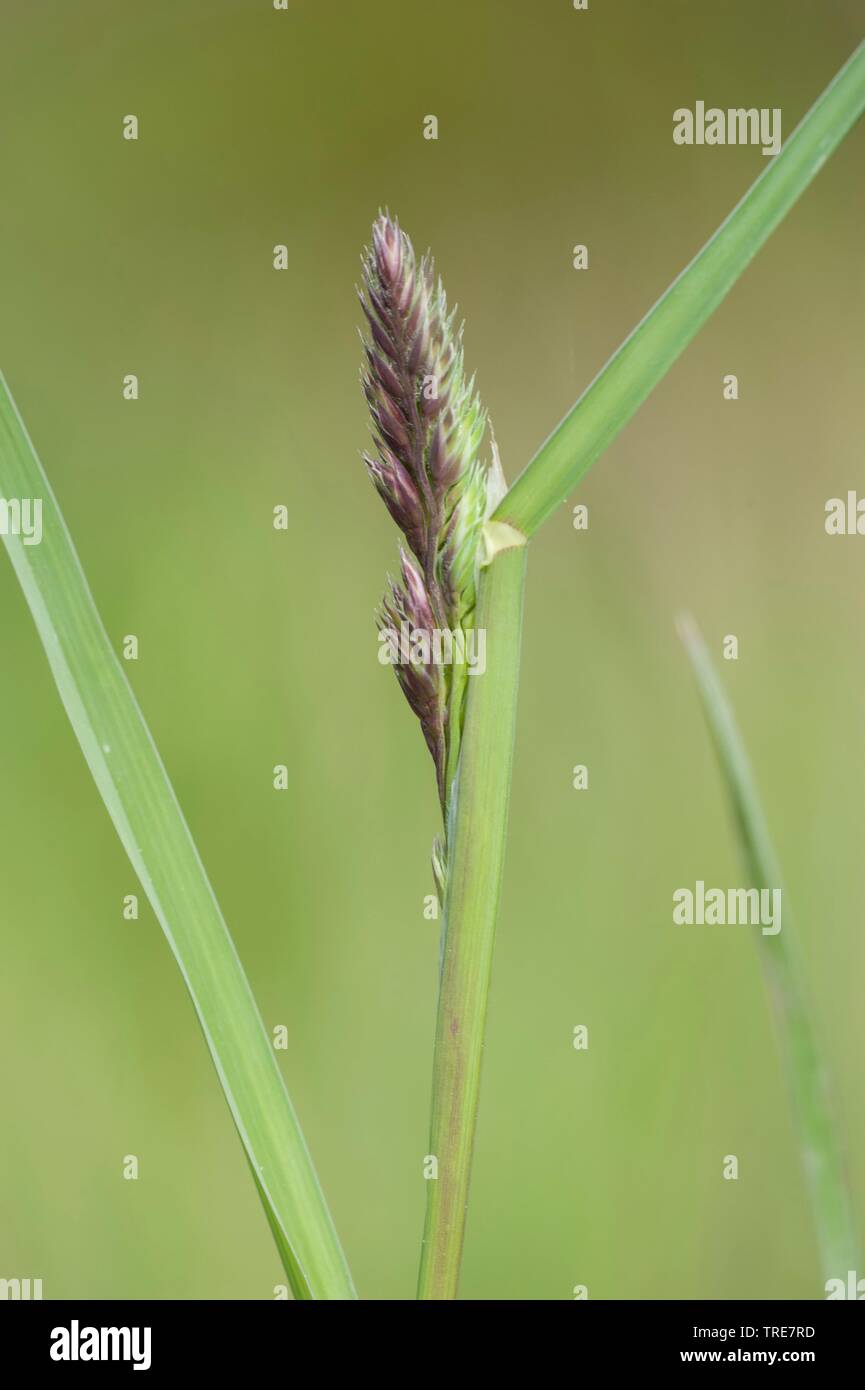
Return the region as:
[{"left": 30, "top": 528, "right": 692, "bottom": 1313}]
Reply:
[
  {"left": 495, "top": 36, "right": 865, "bottom": 541},
  {"left": 0, "top": 373, "right": 356, "bottom": 1301},
  {"left": 678, "top": 615, "right": 859, "bottom": 1287},
  {"left": 417, "top": 538, "right": 527, "bottom": 1300}
]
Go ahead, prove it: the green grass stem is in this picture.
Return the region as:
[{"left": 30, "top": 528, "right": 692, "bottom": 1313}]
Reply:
[{"left": 417, "top": 537, "right": 527, "bottom": 1300}]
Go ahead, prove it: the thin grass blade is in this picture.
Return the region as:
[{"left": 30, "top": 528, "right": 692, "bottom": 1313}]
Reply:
[
  {"left": 496, "top": 38, "right": 865, "bottom": 540},
  {"left": 677, "top": 613, "right": 859, "bottom": 1289},
  {"left": 0, "top": 372, "right": 357, "bottom": 1301}
]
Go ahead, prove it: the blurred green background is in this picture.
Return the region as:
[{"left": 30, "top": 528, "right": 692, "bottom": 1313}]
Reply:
[{"left": 1, "top": 0, "right": 863, "bottom": 1300}]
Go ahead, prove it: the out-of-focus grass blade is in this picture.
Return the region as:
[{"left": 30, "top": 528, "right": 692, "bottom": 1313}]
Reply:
[
  {"left": 677, "top": 613, "right": 859, "bottom": 1290},
  {"left": 0, "top": 372, "right": 357, "bottom": 1301}
]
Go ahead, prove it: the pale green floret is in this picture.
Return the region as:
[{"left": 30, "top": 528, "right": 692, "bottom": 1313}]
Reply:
[{"left": 442, "top": 457, "right": 487, "bottom": 628}]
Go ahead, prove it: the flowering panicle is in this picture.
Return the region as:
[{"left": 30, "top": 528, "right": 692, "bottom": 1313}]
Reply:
[{"left": 360, "top": 212, "right": 495, "bottom": 839}]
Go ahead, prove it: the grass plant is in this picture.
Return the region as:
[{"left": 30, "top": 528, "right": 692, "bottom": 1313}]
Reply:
[{"left": 2, "top": 36, "right": 864, "bottom": 1301}]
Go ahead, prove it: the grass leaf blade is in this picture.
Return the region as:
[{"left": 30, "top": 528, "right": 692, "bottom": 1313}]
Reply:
[
  {"left": 495, "top": 38, "right": 865, "bottom": 540},
  {"left": 677, "top": 614, "right": 859, "bottom": 1289},
  {"left": 0, "top": 372, "right": 357, "bottom": 1301}
]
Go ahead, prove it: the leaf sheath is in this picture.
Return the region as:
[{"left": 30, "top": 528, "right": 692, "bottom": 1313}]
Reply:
[{"left": 417, "top": 538, "right": 527, "bottom": 1300}]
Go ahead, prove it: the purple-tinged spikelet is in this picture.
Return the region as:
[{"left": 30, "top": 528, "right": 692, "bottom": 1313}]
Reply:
[
  {"left": 361, "top": 215, "right": 487, "bottom": 622},
  {"left": 360, "top": 212, "right": 495, "bottom": 838}
]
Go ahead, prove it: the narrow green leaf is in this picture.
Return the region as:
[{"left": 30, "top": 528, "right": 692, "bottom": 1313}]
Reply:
[
  {"left": 495, "top": 38, "right": 865, "bottom": 540},
  {"left": 678, "top": 614, "right": 859, "bottom": 1289},
  {"left": 417, "top": 535, "right": 527, "bottom": 1300},
  {"left": 0, "top": 373, "right": 356, "bottom": 1301}
]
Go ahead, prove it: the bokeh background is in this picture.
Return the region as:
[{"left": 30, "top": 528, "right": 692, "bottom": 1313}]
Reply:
[{"left": 1, "top": 0, "right": 863, "bottom": 1300}]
